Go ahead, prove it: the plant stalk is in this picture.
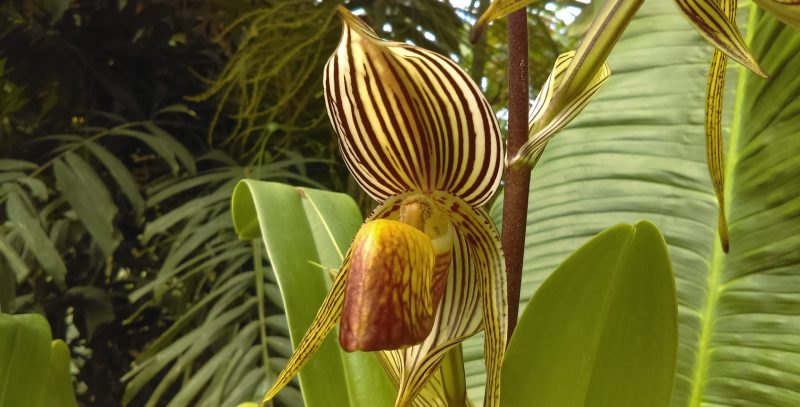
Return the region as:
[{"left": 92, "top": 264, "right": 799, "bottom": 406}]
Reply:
[{"left": 502, "top": 8, "right": 530, "bottom": 339}]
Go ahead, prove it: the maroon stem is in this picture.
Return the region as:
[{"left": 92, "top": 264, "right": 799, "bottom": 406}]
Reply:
[{"left": 502, "top": 9, "right": 530, "bottom": 339}]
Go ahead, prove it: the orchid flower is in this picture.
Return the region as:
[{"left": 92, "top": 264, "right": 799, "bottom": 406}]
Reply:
[{"left": 260, "top": 6, "right": 507, "bottom": 407}]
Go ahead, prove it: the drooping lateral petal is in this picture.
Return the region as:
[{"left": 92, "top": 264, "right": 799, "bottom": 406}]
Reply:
[
  {"left": 511, "top": 51, "right": 610, "bottom": 168},
  {"left": 261, "top": 262, "right": 351, "bottom": 405},
  {"left": 673, "top": 0, "right": 767, "bottom": 77},
  {"left": 324, "top": 7, "right": 504, "bottom": 207},
  {"left": 375, "top": 351, "right": 450, "bottom": 407},
  {"left": 369, "top": 192, "right": 505, "bottom": 407},
  {"left": 704, "top": 0, "right": 734, "bottom": 253},
  {"left": 441, "top": 194, "right": 507, "bottom": 407}
]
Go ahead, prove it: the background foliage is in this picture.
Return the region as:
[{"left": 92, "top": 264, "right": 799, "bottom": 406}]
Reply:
[{"left": 0, "top": 0, "right": 575, "bottom": 405}]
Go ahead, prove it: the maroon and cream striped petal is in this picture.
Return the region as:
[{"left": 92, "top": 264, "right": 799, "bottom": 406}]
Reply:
[{"left": 324, "top": 7, "right": 503, "bottom": 207}]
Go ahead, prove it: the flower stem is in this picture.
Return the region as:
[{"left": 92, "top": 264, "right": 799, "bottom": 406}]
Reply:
[{"left": 502, "top": 9, "right": 530, "bottom": 338}]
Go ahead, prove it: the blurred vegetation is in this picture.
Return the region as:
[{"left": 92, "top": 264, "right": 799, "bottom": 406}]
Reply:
[{"left": 0, "top": 0, "right": 580, "bottom": 405}]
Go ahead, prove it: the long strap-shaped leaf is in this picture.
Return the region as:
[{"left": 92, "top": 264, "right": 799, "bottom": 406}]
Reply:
[
  {"left": 511, "top": 52, "right": 610, "bottom": 168},
  {"left": 704, "top": 0, "right": 736, "bottom": 253},
  {"left": 674, "top": 0, "right": 767, "bottom": 77}
]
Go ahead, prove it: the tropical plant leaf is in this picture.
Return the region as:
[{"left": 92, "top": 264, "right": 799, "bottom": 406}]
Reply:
[
  {"left": 492, "top": 1, "right": 800, "bottom": 406},
  {"left": 85, "top": 141, "right": 145, "bottom": 217},
  {"left": 53, "top": 151, "right": 119, "bottom": 257},
  {"left": 5, "top": 191, "right": 67, "bottom": 288},
  {"left": 501, "top": 221, "right": 677, "bottom": 407},
  {"left": 231, "top": 180, "right": 396, "bottom": 407},
  {"left": 0, "top": 313, "right": 52, "bottom": 407},
  {"left": 39, "top": 340, "right": 79, "bottom": 407}
]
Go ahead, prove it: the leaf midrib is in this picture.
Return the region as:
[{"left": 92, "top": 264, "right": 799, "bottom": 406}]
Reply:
[{"left": 687, "top": 4, "right": 757, "bottom": 406}]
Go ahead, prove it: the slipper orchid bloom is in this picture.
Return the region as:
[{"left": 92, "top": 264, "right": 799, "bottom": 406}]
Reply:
[{"left": 261, "top": 6, "right": 507, "bottom": 407}]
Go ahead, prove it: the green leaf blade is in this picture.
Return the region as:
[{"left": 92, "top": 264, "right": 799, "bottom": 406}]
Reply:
[
  {"left": 231, "top": 180, "right": 395, "bottom": 407},
  {"left": 501, "top": 221, "right": 677, "bottom": 407},
  {"left": 491, "top": 1, "right": 800, "bottom": 406},
  {"left": 0, "top": 313, "right": 53, "bottom": 407}
]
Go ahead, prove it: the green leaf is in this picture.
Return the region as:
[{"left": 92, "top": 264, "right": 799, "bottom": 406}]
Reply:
[
  {"left": 0, "top": 159, "right": 37, "bottom": 171},
  {"left": 110, "top": 128, "right": 180, "bottom": 174},
  {"left": 231, "top": 180, "right": 395, "bottom": 407},
  {"left": 492, "top": 2, "right": 800, "bottom": 406},
  {"left": 501, "top": 222, "right": 677, "bottom": 407},
  {"left": 54, "top": 152, "right": 120, "bottom": 257},
  {"left": 85, "top": 141, "right": 145, "bottom": 217},
  {"left": 141, "top": 122, "right": 197, "bottom": 174},
  {"left": 38, "top": 340, "right": 79, "bottom": 407},
  {"left": 0, "top": 232, "right": 31, "bottom": 284},
  {"left": 0, "top": 313, "right": 52, "bottom": 407},
  {"left": 5, "top": 192, "right": 67, "bottom": 288}
]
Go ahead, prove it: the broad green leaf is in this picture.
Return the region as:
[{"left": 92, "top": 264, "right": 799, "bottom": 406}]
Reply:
[
  {"left": 38, "top": 340, "right": 79, "bottom": 407},
  {"left": 0, "top": 313, "right": 52, "bottom": 407},
  {"left": 492, "top": 1, "right": 800, "bottom": 406},
  {"left": 231, "top": 180, "right": 395, "bottom": 407},
  {"left": 54, "top": 152, "right": 120, "bottom": 257},
  {"left": 501, "top": 222, "right": 677, "bottom": 407}
]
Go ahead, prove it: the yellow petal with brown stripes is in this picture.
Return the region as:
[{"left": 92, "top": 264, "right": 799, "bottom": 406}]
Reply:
[
  {"left": 260, "top": 259, "right": 351, "bottom": 405},
  {"left": 512, "top": 51, "right": 610, "bottom": 168},
  {"left": 703, "top": 0, "right": 735, "bottom": 253},
  {"left": 674, "top": 0, "right": 767, "bottom": 77},
  {"left": 324, "top": 7, "right": 504, "bottom": 207}
]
